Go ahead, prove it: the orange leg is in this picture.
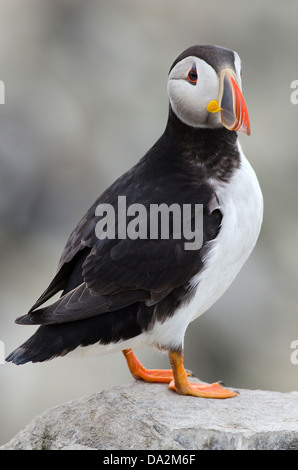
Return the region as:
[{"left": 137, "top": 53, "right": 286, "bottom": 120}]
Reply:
[
  {"left": 168, "top": 350, "right": 238, "bottom": 399},
  {"left": 123, "top": 348, "right": 175, "bottom": 383}
]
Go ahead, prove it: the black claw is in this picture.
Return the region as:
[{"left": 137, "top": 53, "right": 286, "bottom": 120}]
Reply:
[
  {"left": 185, "top": 369, "right": 194, "bottom": 377},
  {"left": 217, "top": 380, "right": 225, "bottom": 386}
]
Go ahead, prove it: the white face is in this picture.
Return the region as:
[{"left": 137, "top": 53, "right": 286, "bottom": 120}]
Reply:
[{"left": 167, "top": 54, "right": 242, "bottom": 129}]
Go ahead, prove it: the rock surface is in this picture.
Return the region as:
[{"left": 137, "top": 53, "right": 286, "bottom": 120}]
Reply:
[{"left": 1, "top": 381, "right": 298, "bottom": 450}]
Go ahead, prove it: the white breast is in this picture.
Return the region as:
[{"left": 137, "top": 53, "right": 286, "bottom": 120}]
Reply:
[
  {"left": 148, "top": 143, "right": 263, "bottom": 350},
  {"left": 192, "top": 144, "right": 263, "bottom": 314}
]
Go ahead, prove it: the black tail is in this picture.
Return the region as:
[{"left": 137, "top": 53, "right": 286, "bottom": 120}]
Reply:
[
  {"left": 6, "top": 323, "right": 73, "bottom": 364},
  {"left": 6, "top": 303, "right": 146, "bottom": 365}
]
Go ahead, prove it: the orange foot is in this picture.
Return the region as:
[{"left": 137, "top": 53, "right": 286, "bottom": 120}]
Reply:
[
  {"left": 122, "top": 348, "right": 192, "bottom": 383},
  {"left": 169, "top": 351, "right": 238, "bottom": 399}
]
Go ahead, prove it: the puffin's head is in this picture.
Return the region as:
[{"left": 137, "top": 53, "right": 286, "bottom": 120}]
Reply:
[{"left": 167, "top": 44, "right": 250, "bottom": 135}]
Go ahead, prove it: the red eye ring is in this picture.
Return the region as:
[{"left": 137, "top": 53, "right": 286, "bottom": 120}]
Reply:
[{"left": 187, "top": 67, "right": 198, "bottom": 84}]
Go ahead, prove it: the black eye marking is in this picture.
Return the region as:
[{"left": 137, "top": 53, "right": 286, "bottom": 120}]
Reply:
[{"left": 186, "top": 65, "right": 198, "bottom": 85}]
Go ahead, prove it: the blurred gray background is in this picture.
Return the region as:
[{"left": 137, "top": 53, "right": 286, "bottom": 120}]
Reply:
[{"left": 1, "top": 0, "right": 298, "bottom": 445}]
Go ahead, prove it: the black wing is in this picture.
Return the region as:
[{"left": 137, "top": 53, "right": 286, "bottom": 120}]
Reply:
[{"left": 16, "top": 140, "right": 222, "bottom": 326}]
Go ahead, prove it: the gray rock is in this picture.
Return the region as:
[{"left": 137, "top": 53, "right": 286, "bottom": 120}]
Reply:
[
  {"left": 61, "top": 444, "right": 98, "bottom": 450},
  {"left": 1, "top": 381, "right": 298, "bottom": 450}
]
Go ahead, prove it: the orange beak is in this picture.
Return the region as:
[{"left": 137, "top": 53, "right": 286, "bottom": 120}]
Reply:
[
  {"left": 207, "top": 68, "right": 250, "bottom": 135},
  {"left": 218, "top": 68, "right": 250, "bottom": 135}
]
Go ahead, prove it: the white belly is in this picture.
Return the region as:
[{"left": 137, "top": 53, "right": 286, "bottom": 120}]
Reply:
[{"left": 147, "top": 145, "right": 263, "bottom": 350}]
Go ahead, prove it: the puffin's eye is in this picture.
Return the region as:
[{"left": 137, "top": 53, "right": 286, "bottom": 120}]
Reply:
[{"left": 186, "top": 67, "right": 198, "bottom": 85}]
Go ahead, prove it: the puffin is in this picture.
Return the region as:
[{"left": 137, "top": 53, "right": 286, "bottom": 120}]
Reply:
[{"left": 7, "top": 45, "right": 263, "bottom": 399}]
